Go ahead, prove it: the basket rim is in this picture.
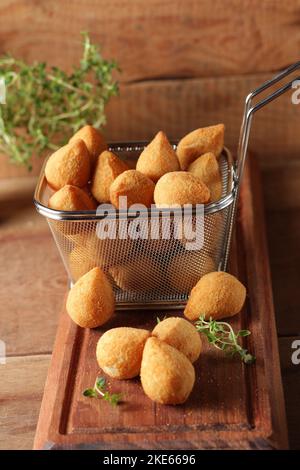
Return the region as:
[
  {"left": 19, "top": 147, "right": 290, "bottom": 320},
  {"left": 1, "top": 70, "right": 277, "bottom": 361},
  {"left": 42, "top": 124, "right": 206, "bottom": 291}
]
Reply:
[{"left": 33, "top": 142, "right": 237, "bottom": 221}]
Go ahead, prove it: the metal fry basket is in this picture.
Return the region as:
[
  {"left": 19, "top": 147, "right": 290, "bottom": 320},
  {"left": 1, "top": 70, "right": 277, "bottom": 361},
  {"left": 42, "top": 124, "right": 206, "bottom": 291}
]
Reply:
[{"left": 34, "top": 62, "right": 300, "bottom": 309}]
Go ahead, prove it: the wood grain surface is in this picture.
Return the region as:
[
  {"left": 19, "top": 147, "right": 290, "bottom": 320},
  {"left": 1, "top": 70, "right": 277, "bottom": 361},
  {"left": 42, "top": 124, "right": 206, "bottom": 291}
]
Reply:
[
  {"left": 0, "top": 156, "right": 298, "bottom": 449},
  {"left": 106, "top": 75, "right": 300, "bottom": 168},
  {"left": 1, "top": 0, "right": 300, "bottom": 82},
  {"left": 2, "top": 72, "right": 300, "bottom": 179},
  {"left": 32, "top": 157, "right": 288, "bottom": 450},
  {"left": 1, "top": 1, "right": 300, "bottom": 178},
  {"left": 0, "top": 192, "right": 66, "bottom": 355},
  {"left": 0, "top": 355, "right": 50, "bottom": 450},
  {"left": 0, "top": 0, "right": 299, "bottom": 450}
]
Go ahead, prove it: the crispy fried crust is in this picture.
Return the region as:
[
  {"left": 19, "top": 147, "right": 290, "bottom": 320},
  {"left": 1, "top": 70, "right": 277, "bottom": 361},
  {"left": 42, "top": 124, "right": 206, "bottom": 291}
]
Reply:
[
  {"left": 177, "top": 124, "right": 225, "bottom": 170},
  {"left": 48, "top": 185, "right": 96, "bottom": 211},
  {"left": 188, "top": 152, "right": 222, "bottom": 202},
  {"left": 109, "top": 257, "right": 159, "bottom": 292},
  {"left": 154, "top": 171, "right": 210, "bottom": 206},
  {"left": 96, "top": 327, "right": 150, "bottom": 379},
  {"left": 69, "top": 125, "right": 107, "bottom": 165},
  {"left": 68, "top": 232, "right": 135, "bottom": 280},
  {"left": 141, "top": 337, "right": 195, "bottom": 405},
  {"left": 91, "top": 150, "right": 129, "bottom": 203},
  {"left": 110, "top": 170, "right": 155, "bottom": 208},
  {"left": 184, "top": 271, "right": 246, "bottom": 321},
  {"left": 167, "top": 253, "right": 216, "bottom": 293},
  {"left": 152, "top": 317, "right": 202, "bottom": 363},
  {"left": 136, "top": 131, "right": 180, "bottom": 182},
  {"left": 45, "top": 139, "right": 90, "bottom": 189},
  {"left": 66, "top": 267, "right": 115, "bottom": 328}
]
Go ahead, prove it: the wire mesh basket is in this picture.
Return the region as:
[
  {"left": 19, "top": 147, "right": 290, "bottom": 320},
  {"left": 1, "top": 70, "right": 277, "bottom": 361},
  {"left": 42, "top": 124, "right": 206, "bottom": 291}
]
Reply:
[
  {"left": 34, "top": 143, "right": 236, "bottom": 309},
  {"left": 34, "top": 61, "right": 300, "bottom": 309}
]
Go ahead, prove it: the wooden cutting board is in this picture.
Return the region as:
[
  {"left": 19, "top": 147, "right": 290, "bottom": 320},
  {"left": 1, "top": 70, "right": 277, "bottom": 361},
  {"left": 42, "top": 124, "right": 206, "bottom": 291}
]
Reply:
[{"left": 33, "top": 157, "right": 288, "bottom": 450}]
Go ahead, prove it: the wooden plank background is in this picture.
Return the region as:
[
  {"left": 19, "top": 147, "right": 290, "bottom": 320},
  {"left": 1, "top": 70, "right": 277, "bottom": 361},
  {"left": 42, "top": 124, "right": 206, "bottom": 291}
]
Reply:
[
  {"left": 0, "top": 0, "right": 299, "bottom": 450},
  {"left": 1, "top": 0, "right": 300, "bottom": 82}
]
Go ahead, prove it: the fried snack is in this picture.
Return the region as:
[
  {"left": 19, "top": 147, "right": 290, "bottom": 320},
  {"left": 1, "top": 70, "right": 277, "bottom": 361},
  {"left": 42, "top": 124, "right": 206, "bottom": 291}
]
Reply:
[
  {"left": 154, "top": 172, "right": 210, "bottom": 207},
  {"left": 152, "top": 317, "right": 202, "bottom": 363},
  {"left": 91, "top": 150, "right": 129, "bottom": 203},
  {"left": 69, "top": 256, "right": 96, "bottom": 281},
  {"left": 66, "top": 267, "right": 115, "bottom": 328},
  {"left": 184, "top": 271, "right": 246, "bottom": 321},
  {"left": 188, "top": 152, "right": 222, "bottom": 202},
  {"left": 48, "top": 185, "right": 96, "bottom": 211},
  {"left": 136, "top": 131, "right": 180, "bottom": 182},
  {"left": 177, "top": 124, "right": 225, "bottom": 170},
  {"left": 96, "top": 327, "right": 150, "bottom": 379},
  {"left": 110, "top": 170, "right": 155, "bottom": 208},
  {"left": 167, "top": 253, "right": 215, "bottom": 293},
  {"left": 69, "top": 243, "right": 98, "bottom": 281},
  {"left": 140, "top": 337, "right": 195, "bottom": 405},
  {"left": 109, "top": 257, "right": 159, "bottom": 292},
  {"left": 68, "top": 231, "right": 134, "bottom": 280},
  {"left": 45, "top": 139, "right": 90, "bottom": 189},
  {"left": 69, "top": 125, "right": 107, "bottom": 166}
]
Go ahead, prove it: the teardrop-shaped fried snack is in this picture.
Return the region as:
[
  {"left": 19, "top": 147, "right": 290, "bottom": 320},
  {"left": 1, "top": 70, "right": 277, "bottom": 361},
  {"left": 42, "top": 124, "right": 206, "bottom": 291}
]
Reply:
[
  {"left": 69, "top": 125, "right": 107, "bottom": 166},
  {"left": 152, "top": 317, "right": 202, "bottom": 363},
  {"left": 69, "top": 251, "right": 97, "bottom": 281},
  {"left": 141, "top": 337, "right": 195, "bottom": 405},
  {"left": 109, "top": 257, "right": 159, "bottom": 292},
  {"left": 68, "top": 235, "right": 100, "bottom": 281},
  {"left": 91, "top": 150, "right": 129, "bottom": 203},
  {"left": 167, "top": 253, "right": 216, "bottom": 293},
  {"left": 154, "top": 172, "right": 210, "bottom": 207},
  {"left": 66, "top": 267, "right": 115, "bottom": 328},
  {"left": 48, "top": 185, "right": 96, "bottom": 211},
  {"left": 136, "top": 131, "right": 180, "bottom": 182},
  {"left": 177, "top": 124, "right": 225, "bottom": 170},
  {"left": 67, "top": 224, "right": 136, "bottom": 281},
  {"left": 184, "top": 271, "right": 246, "bottom": 321},
  {"left": 45, "top": 139, "right": 90, "bottom": 189},
  {"left": 188, "top": 152, "right": 222, "bottom": 202},
  {"left": 96, "top": 327, "right": 150, "bottom": 379},
  {"left": 110, "top": 170, "right": 155, "bottom": 208}
]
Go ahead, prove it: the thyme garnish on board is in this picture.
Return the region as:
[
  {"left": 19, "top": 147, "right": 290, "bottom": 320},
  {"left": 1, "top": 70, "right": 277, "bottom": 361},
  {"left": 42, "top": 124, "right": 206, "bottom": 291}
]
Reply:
[
  {"left": 195, "top": 316, "right": 255, "bottom": 364},
  {"left": 83, "top": 376, "right": 122, "bottom": 407}
]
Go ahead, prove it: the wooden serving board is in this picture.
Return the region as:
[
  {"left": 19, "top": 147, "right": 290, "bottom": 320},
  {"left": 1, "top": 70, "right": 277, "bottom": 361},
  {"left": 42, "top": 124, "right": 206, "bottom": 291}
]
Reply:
[{"left": 34, "top": 157, "right": 288, "bottom": 450}]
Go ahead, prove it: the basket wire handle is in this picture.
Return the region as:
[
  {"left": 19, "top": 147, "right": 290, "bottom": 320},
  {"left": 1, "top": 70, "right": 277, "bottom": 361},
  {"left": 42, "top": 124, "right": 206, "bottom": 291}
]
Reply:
[
  {"left": 237, "top": 60, "right": 300, "bottom": 183},
  {"left": 223, "top": 60, "right": 300, "bottom": 268}
]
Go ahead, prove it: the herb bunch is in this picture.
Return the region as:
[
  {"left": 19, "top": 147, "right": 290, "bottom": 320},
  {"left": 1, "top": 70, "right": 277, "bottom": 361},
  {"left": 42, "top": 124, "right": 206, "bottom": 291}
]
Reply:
[
  {"left": 0, "top": 32, "right": 119, "bottom": 169},
  {"left": 195, "top": 316, "right": 255, "bottom": 364},
  {"left": 83, "top": 376, "right": 122, "bottom": 407}
]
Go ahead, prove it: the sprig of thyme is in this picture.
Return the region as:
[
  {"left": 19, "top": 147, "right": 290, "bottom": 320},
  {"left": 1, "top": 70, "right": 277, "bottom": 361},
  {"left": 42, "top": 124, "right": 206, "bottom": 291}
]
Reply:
[
  {"left": 83, "top": 376, "right": 122, "bottom": 407},
  {"left": 195, "top": 316, "right": 255, "bottom": 364},
  {"left": 0, "top": 32, "right": 119, "bottom": 169},
  {"left": 156, "top": 315, "right": 168, "bottom": 324}
]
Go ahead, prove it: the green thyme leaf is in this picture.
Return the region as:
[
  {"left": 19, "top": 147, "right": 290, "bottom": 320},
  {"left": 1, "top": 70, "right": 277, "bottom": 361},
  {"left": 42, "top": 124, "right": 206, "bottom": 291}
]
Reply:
[
  {"left": 96, "top": 376, "right": 106, "bottom": 390},
  {"left": 237, "top": 330, "right": 251, "bottom": 337},
  {"left": 83, "top": 388, "right": 97, "bottom": 398},
  {"left": 195, "top": 315, "right": 255, "bottom": 365},
  {"left": 103, "top": 391, "right": 122, "bottom": 406},
  {"left": 83, "top": 375, "right": 122, "bottom": 407}
]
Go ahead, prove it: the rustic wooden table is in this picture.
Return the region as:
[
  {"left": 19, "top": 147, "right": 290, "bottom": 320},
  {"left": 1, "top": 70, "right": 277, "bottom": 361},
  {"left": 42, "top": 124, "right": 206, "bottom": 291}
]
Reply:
[
  {"left": 0, "top": 159, "right": 299, "bottom": 450},
  {"left": 1, "top": 0, "right": 300, "bottom": 452}
]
